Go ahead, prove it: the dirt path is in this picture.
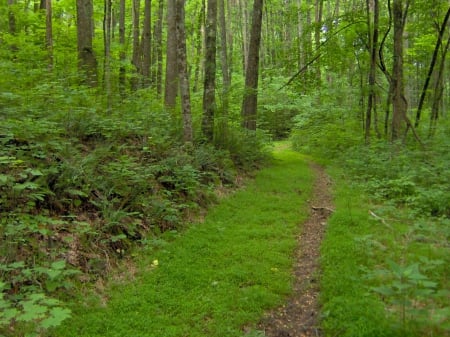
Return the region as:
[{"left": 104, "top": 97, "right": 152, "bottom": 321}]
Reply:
[{"left": 257, "top": 163, "right": 333, "bottom": 337}]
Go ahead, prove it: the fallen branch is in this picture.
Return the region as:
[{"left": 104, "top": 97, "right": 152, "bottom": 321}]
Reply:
[
  {"left": 368, "top": 210, "right": 392, "bottom": 229},
  {"left": 311, "top": 206, "right": 335, "bottom": 213}
]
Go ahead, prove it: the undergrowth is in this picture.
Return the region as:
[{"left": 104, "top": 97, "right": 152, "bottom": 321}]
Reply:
[
  {"left": 47, "top": 148, "right": 313, "bottom": 337},
  {"left": 0, "top": 85, "right": 270, "bottom": 336},
  {"left": 292, "top": 104, "right": 449, "bottom": 336}
]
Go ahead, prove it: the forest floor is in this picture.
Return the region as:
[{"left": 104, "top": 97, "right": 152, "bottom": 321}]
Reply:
[{"left": 257, "top": 162, "right": 334, "bottom": 337}]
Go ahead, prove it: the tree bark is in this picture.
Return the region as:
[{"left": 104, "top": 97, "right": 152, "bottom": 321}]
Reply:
[
  {"left": 414, "top": 6, "right": 450, "bottom": 127},
  {"left": 365, "top": 0, "right": 380, "bottom": 141},
  {"left": 141, "top": 0, "right": 152, "bottom": 87},
  {"left": 103, "top": 0, "right": 112, "bottom": 110},
  {"left": 45, "top": 0, "right": 53, "bottom": 70},
  {"left": 391, "top": 0, "right": 407, "bottom": 140},
  {"left": 314, "top": 0, "right": 323, "bottom": 85},
  {"left": 241, "top": 0, "right": 263, "bottom": 131},
  {"left": 131, "top": 0, "right": 141, "bottom": 90},
  {"left": 152, "top": 0, "right": 164, "bottom": 96},
  {"left": 118, "top": 0, "right": 126, "bottom": 95},
  {"left": 429, "top": 32, "right": 450, "bottom": 136},
  {"left": 165, "top": 0, "right": 178, "bottom": 108},
  {"left": 176, "top": 0, "right": 193, "bottom": 142},
  {"left": 76, "top": 0, "right": 98, "bottom": 86},
  {"left": 218, "top": 0, "right": 230, "bottom": 141},
  {"left": 202, "top": 0, "right": 217, "bottom": 141}
]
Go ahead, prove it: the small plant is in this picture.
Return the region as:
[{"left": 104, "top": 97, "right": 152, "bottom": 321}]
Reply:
[
  {"left": 369, "top": 259, "right": 448, "bottom": 335},
  {"left": 0, "top": 260, "right": 76, "bottom": 336}
]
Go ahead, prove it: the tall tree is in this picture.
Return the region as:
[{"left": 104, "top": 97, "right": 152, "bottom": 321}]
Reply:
[
  {"left": 151, "top": 0, "right": 164, "bottom": 96},
  {"left": 314, "top": 0, "right": 323, "bottom": 84},
  {"left": 118, "top": 0, "right": 126, "bottom": 95},
  {"left": 103, "top": 0, "right": 112, "bottom": 110},
  {"left": 45, "top": 0, "right": 53, "bottom": 70},
  {"left": 141, "top": 0, "right": 152, "bottom": 87},
  {"left": 76, "top": 0, "right": 98, "bottom": 86},
  {"left": 165, "top": 0, "right": 178, "bottom": 108},
  {"left": 391, "top": 0, "right": 408, "bottom": 140},
  {"left": 176, "top": 0, "right": 193, "bottom": 142},
  {"left": 131, "top": 0, "right": 141, "bottom": 90},
  {"left": 365, "top": 0, "right": 380, "bottom": 141},
  {"left": 202, "top": 0, "right": 218, "bottom": 141},
  {"left": 414, "top": 6, "right": 450, "bottom": 127},
  {"left": 241, "top": 0, "right": 264, "bottom": 130},
  {"left": 215, "top": 0, "right": 231, "bottom": 144}
]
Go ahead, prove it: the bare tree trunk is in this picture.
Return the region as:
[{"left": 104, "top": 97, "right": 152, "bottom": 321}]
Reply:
[
  {"left": 131, "top": 0, "right": 141, "bottom": 90},
  {"left": 297, "top": 0, "right": 303, "bottom": 70},
  {"left": 239, "top": 0, "right": 249, "bottom": 74},
  {"left": 165, "top": 0, "right": 178, "bottom": 108},
  {"left": 429, "top": 33, "right": 450, "bottom": 137},
  {"left": 202, "top": 0, "right": 217, "bottom": 141},
  {"left": 45, "top": 0, "right": 53, "bottom": 70},
  {"left": 76, "top": 0, "right": 98, "bottom": 86},
  {"left": 241, "top": 0, "right": 263, "bottom": 131},
  {"left": 365, "top": 0, "right": 380, "bottom": 142},
  {"left": 314, "top": 0, "right": 323, "bottom": 85},
  {"left": 119, "top": 0, "right": 126, "bottom": 95},
  {"left": 176, "top": 0, "right": 193, "bottom": 142},
  {"left": 103, "top": 0, "right": 112, "bottom": 110},
  {"left": 152, "top": 0, "right": 164, "bottom": 96},
  {"left": 414, "top": 6, "right": 450, "bottom": 127},
  {"left": 141, "top": 0, "right": 152, "bottom": 87},
  {"left": 391, "top": 0, "right": 407, "bottom": 140},
  {"left": 192, "top": 0, "right": 205, "bottom": 93},
  {"left": 219, "top": 0, "right": 230, "bottom": 110},
  {"left": 8, "top": 0, "right": 16, "bottom": 37}
]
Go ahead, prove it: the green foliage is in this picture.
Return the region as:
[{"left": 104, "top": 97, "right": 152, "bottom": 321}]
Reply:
[
  {"left": 0, "top": 79, "right": 270, "bottom": 335},
  {"left": 290, "top": 78, "right": 361, "bottom": 158},
  {"left": 319, "top": 135, "right": 450, "bottom": 337},
  {"left": 368, "top": 260, "right": 449, "bottom": 334},
  {"left": 49, "top": 147, "right": 314, "bottom": 337}
]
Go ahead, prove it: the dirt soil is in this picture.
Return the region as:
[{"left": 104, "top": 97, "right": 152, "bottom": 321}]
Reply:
[{"left": 257, "top": 163, "right": 334, "bottom": 337}]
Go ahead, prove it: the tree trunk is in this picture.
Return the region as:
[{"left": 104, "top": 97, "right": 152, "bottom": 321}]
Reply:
[
  {"left": 8, "top": 0, "right": 16, "bottom": 37},
  {"left": 152, "top": 0, "right": 164, "bottom": 96},
  {"left": 202, "top": 0, "right": 217, "bottom": 141},
  {"left": 217, "top": 0, "right": 230, "bottom": 144},
  {"left": 176, "top": 0, "right": 193, "bottom": 142},
  {"left": 429, "top": 32, "right": 450, "bottom": 137},
  {"left": 241, "top": 0, "right": 263, "bottom": 131},
  {"left": 76, "top": 0, "right": 98, "bottom": 86},
  {"left": 192, "top": 0, "right": 205, "bottom": 93},
  {"left": 391, "top": 0, "right": 407, "bottom": 140},
  {"left": 165, "top": 0, "right": 178, "bottom": 108},
  {"left": 141, "top": 0, "right": 152, "bottom": 87},
  {"left": 314, "top": 0, "right": 323, "bottom": 85},
  {"left": 45, "top": 0, "right": 53, "bottom": 70},
  {"left": 103, "top": 0, "right": 112, "bottom": 110},
  {"left": 131, "top": 0, "right": 141, "bottom": 90},
  {"left": 414, "top": 6, "right": 450, "bottom": 127},
  {"left": 365, "top": 0, "right": 380, "bottom": 141},
  {"left": 119, "top": 0, "right": 126, "bottom": 95},
  {"left": 239, "top": 0, "right": 250, "bottom": 74}
]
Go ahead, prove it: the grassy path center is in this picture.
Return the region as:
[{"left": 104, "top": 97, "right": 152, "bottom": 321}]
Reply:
[{"left": 54, "top": 146, "right": 314, "bottom": 337}]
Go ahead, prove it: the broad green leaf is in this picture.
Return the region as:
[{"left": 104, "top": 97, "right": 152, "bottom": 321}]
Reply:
[
  {"left": 51, "top": 260, "right": 66, "bottom": 270},
  {"left": 40, "top": 307, "right": 72, "bottom": 329}
]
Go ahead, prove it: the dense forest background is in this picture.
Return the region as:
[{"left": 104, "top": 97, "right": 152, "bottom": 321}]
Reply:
[{"left": 1, "top": 0, "right": 449, "bottom": 336}]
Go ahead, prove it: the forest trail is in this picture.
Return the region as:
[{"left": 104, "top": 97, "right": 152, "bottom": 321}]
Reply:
[
  {"left": 257, "top": 160, "right": 333, "bottom": 337},
  {"left": 53, "top": 144, "right": 332, "bottom": 337}
]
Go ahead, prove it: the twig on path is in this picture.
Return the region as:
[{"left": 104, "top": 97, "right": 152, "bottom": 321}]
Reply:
[{"left": 311, "top": 206, "right": 335, "bottom": 213}]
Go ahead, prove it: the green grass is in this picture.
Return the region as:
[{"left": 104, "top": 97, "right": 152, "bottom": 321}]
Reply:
[
  {"left": 50, "top": 146, "right": 314, "bottom": 337},
  {"left": 320, "top": 167, "right": 450, "bottom": 337}
]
